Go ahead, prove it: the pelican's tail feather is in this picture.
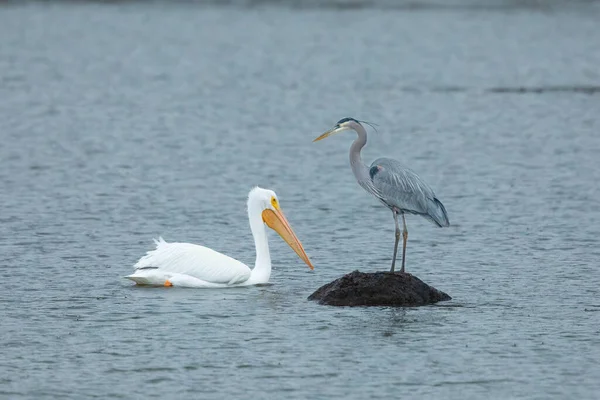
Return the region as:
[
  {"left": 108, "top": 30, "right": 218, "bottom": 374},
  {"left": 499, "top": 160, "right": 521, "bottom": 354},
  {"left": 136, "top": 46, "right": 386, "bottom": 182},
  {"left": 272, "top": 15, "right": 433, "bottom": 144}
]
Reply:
[
  {"left": 153, "top": 236, "right": 168, "bottom": 247},
  {"left": 134, "top": 237, "right": 169, "bottom": 270}
]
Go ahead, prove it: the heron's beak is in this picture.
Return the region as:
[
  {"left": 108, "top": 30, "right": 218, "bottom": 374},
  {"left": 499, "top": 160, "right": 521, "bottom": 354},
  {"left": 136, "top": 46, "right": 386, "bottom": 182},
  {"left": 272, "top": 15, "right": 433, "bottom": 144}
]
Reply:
[
  {"left": 262, "top": 208, "right": 314, "bottom": 270},
  {"left": 313, "top": 125, "right": 346, "bottom": 142}
]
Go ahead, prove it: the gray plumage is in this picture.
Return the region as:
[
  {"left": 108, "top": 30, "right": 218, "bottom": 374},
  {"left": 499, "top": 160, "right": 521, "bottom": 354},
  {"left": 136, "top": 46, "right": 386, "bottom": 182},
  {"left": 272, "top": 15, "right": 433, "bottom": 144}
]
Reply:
[
  {"left": 369, "top": 157, "right": 449, "bottom": 227},
  {"left": 315, "top": 117, "right": 449, "bottom": 273}
]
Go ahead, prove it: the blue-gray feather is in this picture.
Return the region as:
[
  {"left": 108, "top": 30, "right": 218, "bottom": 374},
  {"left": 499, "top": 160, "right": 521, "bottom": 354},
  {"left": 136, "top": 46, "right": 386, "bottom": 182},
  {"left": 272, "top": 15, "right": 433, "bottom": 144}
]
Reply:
[{"left": 369, "top": 157, "right": 450, "bottom": 227}]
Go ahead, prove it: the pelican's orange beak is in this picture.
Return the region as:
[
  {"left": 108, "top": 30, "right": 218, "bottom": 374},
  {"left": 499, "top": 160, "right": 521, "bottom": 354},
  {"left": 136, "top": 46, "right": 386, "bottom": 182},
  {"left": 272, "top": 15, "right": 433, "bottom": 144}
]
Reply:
[{"left": 262, "top": 208, "right": 314, "bottom": 270}]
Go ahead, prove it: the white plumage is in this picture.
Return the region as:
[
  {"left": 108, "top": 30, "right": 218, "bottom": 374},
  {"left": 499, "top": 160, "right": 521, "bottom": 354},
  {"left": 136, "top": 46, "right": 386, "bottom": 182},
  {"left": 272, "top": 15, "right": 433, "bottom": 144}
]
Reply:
[
  {"left": 125, "top": 187, "right": 314, "bottom": 288},
  {"left": 130, "top": 237, "right": 251, "bottom": 286}
]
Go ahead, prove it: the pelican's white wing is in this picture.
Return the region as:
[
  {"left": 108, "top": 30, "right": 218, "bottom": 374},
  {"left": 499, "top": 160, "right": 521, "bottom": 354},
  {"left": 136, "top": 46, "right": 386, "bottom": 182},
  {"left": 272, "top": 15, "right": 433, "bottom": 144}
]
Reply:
[{"left": 131, "top": 237, "right": 251, "bottom": 285}]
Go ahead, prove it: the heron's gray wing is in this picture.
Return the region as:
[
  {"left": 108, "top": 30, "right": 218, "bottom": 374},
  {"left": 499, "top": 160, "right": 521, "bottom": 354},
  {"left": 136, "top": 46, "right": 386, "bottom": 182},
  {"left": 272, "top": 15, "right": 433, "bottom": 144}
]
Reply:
[{"left": 369, "top": 158, "right": 449, "bottom": 226}]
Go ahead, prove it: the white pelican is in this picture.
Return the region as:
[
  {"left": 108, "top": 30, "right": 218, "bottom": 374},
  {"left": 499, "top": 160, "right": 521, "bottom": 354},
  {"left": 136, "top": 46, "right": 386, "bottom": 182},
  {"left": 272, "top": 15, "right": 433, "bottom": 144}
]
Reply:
[{"left": 125, "top": 187, "right": 314, "bottom": 288}]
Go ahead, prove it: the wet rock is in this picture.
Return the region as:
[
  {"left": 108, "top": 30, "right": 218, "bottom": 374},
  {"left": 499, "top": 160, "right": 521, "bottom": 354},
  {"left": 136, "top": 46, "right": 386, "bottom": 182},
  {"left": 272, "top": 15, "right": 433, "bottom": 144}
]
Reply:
[{"left": 308, "top": 270, "right": 451, "bottom": 307}]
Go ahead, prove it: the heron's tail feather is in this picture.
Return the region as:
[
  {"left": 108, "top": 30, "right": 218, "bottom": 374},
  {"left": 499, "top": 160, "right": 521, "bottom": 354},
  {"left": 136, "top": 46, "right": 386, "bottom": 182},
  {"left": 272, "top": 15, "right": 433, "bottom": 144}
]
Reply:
[{"left": 426, "top": 198, "right": 450, "bottom": 227}]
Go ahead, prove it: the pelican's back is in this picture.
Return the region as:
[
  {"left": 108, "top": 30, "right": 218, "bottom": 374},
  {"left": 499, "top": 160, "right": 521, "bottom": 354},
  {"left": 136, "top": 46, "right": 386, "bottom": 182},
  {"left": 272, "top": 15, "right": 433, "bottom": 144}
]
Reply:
[
  {"left": 369, "top": 157, "right": 449, "bottom": 227},
  {"left": 132, "top": 237, "right": 252, "bottom": 285}
]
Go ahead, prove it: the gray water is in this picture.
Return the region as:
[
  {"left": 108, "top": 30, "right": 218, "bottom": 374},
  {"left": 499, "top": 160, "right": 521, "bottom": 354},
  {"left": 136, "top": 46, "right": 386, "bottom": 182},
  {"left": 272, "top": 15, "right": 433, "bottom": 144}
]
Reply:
[{"left": 1, "top": 1, "right": 600, "bottom": 399}]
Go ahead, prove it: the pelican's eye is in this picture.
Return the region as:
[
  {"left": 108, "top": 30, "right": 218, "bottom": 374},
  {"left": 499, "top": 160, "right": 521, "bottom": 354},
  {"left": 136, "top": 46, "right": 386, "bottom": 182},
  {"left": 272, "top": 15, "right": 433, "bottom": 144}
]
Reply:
[{"left": 270, "top": 196, "right": 279, "bottom": 210}]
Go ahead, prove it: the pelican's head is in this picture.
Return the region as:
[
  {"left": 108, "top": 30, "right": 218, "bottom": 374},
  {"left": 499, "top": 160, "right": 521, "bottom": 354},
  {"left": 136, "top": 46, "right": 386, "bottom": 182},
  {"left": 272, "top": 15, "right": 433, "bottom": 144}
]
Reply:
[
  {"left": 313, "top": 117, "right": 363, "bottom": 142},
  {"left": 248, "top": 187, "right": 314, "bottom": 270}
]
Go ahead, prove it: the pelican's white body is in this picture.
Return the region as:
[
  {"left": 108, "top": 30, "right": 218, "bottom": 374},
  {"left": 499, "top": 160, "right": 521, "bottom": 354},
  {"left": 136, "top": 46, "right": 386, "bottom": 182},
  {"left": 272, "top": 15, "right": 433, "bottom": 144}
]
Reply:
[{"left": 125, "top": 187, "right": 275, "bottom": 288}]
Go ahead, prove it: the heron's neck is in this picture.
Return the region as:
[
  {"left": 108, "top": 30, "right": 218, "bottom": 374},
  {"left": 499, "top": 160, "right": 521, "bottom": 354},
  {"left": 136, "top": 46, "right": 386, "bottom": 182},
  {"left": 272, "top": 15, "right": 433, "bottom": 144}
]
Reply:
[
  {"left": 247, "top": 202, "right": 271, "bottom": 284},
  {"left": 349, "top": 124, "right": 372, "bottom": 191}
]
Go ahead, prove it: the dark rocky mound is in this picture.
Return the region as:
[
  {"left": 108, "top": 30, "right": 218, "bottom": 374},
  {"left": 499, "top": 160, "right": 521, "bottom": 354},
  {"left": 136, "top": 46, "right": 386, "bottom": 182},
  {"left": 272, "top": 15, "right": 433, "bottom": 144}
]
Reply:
[{"left": 308, "top": 270, "right": 451, "bottom": 307}]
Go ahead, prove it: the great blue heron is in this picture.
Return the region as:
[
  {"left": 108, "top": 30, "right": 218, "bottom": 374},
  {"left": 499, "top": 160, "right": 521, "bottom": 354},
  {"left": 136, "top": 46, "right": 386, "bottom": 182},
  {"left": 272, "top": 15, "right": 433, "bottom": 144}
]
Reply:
[{"left": 313, "top": 117, "right": 449, "bottom": 273}]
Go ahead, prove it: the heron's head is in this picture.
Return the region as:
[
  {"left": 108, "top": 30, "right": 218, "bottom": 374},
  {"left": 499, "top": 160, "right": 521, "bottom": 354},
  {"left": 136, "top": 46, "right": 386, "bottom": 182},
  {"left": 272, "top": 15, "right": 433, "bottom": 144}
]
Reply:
[
  {"left": 248, "top": 187, "right": 314, "bottom": 270},
  {"left": 313, "top": 117, "right": 363, "bottom": 142}
]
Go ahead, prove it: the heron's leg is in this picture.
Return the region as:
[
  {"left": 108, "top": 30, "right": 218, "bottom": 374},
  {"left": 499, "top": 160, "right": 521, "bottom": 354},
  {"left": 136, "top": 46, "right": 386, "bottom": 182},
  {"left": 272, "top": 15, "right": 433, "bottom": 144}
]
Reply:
[
  {"left": 400, "top": 214, "right": 408, "bottom": 273},
  {"left": 390, "top": 211, "right": 401, "bottom": 273}
]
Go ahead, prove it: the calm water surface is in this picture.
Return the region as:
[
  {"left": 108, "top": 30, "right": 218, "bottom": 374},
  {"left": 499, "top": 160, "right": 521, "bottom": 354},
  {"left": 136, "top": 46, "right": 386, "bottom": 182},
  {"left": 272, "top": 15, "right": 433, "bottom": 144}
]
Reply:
[{"left": 1, "top": 1, "right": 600, "bottom": 399}]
